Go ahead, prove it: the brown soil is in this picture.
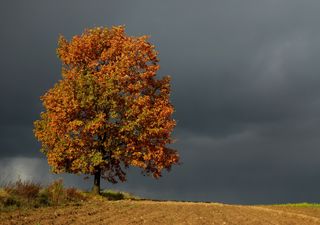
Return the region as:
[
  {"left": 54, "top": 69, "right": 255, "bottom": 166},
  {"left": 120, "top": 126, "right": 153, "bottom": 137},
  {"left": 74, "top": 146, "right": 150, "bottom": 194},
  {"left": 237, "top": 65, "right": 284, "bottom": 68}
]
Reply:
[{"left": 1, "top": 200, "right": 320, "bottom": 225}]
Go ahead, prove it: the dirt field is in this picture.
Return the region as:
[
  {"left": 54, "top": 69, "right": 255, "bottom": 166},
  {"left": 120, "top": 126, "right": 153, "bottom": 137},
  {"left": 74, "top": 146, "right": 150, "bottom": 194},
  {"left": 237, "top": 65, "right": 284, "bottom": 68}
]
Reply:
[{"left": 1, "top": 199, "right": 320, "bottom": 225}]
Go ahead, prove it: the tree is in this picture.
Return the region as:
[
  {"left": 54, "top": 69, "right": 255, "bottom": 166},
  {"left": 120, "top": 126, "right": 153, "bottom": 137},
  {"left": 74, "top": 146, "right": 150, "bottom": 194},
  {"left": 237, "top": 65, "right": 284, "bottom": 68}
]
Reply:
[{"left": 34, "top": 26, "right": 179, "bottom": 194}]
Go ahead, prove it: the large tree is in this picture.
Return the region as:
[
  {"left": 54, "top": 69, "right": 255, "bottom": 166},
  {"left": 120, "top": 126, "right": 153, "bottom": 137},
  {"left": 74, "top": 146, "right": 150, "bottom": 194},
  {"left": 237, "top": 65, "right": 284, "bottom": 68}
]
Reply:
[{"left": 34, "top": 26, "right": 179, "bottom": 194}]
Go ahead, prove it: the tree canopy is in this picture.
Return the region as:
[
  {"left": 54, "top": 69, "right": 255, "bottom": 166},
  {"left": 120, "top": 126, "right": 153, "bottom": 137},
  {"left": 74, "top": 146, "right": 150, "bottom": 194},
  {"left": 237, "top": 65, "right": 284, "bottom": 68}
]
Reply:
[{"left": 34, "top": 26, "right": 179, "bottom": 192}]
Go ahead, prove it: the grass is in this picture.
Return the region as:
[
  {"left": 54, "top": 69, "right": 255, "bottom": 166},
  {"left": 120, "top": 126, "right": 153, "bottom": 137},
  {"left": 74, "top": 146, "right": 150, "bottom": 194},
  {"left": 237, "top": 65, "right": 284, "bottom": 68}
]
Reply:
[
  {"left": 0, "top": 179, "right": 86, "bottom": 211},
  {"left": 2, "top": 179, "right": 320, "bottom": 212},
  {"left": 0, "top": 179, "right": 140, "bottom": 211},
  {"left": 100, "top": 189, "right": 140, "bottom": 200},
  {"left": 271, "top": 202, "right": 320, "bottom": 207}
]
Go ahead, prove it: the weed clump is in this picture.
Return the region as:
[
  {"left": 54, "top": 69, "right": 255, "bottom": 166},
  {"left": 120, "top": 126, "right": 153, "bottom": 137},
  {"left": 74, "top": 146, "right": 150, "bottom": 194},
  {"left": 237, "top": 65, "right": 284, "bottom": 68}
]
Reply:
[
  {"left": 0, "top": 179, "right": 86, "bottom": 210},
  {"left": 0, "top": 179, "right": 140, "bottom": 211},
  {"left": 4, "top": 180, "right": 41, "bottom": 200},
  {"left": 65, "top": 187, "right": 86, "bottom": 202},
  {"left": 101, "top": 189, "right": 139, "bottom": 200}
]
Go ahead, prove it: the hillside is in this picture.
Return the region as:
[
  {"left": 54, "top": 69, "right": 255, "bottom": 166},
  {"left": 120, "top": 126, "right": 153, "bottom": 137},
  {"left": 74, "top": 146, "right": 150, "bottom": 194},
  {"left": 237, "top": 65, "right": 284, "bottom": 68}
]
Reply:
[{"left": 2, "top": 199, "right": 320, "bottom": 225}]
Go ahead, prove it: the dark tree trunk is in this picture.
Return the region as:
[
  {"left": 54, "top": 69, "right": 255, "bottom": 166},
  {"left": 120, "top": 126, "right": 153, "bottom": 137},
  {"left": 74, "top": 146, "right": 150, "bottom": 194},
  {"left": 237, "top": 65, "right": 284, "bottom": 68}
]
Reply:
[{"left": 92, "top": 168, "right": 101, "bottom": 195}]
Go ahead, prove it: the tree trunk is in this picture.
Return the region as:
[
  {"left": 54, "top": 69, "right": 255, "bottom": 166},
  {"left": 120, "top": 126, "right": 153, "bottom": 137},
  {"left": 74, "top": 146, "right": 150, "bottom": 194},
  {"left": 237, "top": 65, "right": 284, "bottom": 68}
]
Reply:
[{"left": 92, "top": 168, "right": 101, "bottom": 195}]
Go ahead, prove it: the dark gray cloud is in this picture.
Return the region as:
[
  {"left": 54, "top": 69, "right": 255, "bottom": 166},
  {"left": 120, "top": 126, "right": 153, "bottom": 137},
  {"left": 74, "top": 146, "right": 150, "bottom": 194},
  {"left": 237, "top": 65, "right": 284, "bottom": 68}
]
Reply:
[{"left": 1, "top": 0, "right": 320, "bottom": 204}]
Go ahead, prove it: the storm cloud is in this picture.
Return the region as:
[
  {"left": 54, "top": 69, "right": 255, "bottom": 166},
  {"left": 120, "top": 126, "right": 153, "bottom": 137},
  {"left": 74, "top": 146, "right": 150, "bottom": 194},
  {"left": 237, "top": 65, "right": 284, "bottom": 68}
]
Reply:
[{"left": 1, "top": 0, "right": 320, "bottom": 204}]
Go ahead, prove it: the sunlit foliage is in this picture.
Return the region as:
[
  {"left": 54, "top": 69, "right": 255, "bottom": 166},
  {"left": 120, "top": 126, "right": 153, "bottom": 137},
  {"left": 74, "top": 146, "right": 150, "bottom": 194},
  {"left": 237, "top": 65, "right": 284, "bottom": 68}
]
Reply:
[{"left": 34, "top": 26, "right": 179, "bottom": 183}]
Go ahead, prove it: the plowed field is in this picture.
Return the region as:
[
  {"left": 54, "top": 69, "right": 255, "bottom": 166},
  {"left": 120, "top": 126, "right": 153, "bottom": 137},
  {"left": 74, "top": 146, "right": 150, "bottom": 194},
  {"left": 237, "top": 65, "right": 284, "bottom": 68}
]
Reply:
[{"left": 1, "top": 200, "right": 320, "bottom": 225}]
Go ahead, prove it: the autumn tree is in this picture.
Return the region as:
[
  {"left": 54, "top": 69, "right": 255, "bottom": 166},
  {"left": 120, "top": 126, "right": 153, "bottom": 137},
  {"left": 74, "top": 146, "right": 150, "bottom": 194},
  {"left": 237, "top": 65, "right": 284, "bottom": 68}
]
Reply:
[{"left": 33, "top": 26, "right": 179, "bottom": 194}]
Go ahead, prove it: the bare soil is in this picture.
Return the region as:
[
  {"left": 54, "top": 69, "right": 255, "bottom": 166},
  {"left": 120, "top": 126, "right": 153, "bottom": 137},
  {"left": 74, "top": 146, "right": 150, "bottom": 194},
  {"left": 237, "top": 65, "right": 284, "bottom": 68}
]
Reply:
[{"left": 1, "top": 199, "right": 320, "bottom": 225}]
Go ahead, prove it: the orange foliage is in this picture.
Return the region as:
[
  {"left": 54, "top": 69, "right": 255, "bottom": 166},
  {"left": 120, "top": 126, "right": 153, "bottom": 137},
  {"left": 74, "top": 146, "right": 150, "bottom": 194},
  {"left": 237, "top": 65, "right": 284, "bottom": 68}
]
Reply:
[{"left": 34, "top": 26, "right": 179, "bottom": 183}]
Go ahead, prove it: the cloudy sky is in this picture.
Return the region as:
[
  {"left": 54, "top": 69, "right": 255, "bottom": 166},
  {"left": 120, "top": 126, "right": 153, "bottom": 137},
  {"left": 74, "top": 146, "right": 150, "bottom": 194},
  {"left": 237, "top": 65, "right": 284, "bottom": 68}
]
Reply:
[{"left": 1, "top": 0, "right": 320, "bottom": 204}]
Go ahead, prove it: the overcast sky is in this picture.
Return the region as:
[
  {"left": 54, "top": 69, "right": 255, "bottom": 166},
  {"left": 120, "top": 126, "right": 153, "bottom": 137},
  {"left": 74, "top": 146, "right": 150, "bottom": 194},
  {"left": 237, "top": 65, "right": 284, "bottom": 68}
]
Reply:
[{"left": 1, "top": 0, "right": 320, "bottom": 204}]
